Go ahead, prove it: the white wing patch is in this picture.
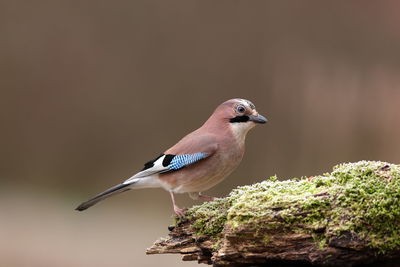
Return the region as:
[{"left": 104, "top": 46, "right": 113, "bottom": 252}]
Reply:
[{"left": 123, "top": 156, "right": 167, "bottom": 184}]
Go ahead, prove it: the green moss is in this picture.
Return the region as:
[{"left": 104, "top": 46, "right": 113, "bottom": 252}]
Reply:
[
  {"left": 185, "top": 198, "right": 230, "bottom": 236},
  {"left": 210, "top": 238, "right": 223, "bottom": 251},
  {"left": 183, "top": 161, "right": 400, "bottom": 254},
  {"left": 312, "top": 233, "right": 328, "bottom": 250},
  {"left": 262, "top": 235, "right": 271, "bottom": 245}
]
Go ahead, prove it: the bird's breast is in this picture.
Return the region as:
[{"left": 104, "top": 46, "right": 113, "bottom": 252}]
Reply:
[{"left": 158, "top": 142, "right": 245, "bottom": 193}]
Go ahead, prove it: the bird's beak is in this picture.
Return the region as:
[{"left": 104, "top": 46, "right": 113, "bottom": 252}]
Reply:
[{"left": 248, "top": 114, "right": 268, "bottom": 124}]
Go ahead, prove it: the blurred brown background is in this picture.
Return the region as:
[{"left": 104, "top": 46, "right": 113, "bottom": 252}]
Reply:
[{"left": 1, "top": 1, "right": 400, "bottom": 266}]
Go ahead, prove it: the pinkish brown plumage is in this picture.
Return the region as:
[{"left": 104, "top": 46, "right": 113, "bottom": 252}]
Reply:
[{"left": 76, "top": 99, "right": 267, "bottom": 217}]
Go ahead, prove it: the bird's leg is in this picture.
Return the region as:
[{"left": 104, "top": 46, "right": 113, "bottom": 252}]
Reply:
[
  {"left": 198, "top": 192, "right": 217, "bottom": 201},
  {"left": 170, "top": 191, "right": 186, "bottom": 218},
  {"left": 188, "top": 192, "right": 199, "bottom": 200},
  {"left": 189, "top": 192, "right": 216, "bottom": 201}
]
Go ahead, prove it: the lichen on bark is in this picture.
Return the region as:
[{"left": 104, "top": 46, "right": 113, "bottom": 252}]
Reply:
[{"left": 148, "top": 161, "right": 400, "bottom": 266}]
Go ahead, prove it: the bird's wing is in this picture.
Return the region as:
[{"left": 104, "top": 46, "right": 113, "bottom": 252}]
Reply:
[
  {"left": 123, "top": 133, "right": 219, "bottom": 184},
  {"left": 123, "top": 152, "right": 211, "bottom": 184}
]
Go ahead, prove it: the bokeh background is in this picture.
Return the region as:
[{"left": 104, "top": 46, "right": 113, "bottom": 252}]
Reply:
[{"left": 1, "top": 1, "right": 400, "bottom": 266}]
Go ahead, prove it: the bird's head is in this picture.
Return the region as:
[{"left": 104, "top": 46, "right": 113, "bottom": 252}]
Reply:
[{"left": 206, "top": 98, "right": 267, "bottom": 140}]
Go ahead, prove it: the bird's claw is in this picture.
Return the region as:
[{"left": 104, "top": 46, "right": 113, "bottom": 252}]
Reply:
[{"left": 174, "top": 205, "right": 187, "bottom": 218}]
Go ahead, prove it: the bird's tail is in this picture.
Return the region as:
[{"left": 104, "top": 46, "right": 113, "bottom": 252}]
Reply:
[{"left": 75, "top": 183, "right": 132, "bottom": 211}]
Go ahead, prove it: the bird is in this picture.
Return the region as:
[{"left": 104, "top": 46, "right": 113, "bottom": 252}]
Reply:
[{"left": 75, "top": 98, "right": 267, "bottom": 217}]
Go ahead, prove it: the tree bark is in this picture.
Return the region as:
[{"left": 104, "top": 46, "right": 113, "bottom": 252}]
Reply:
[
  {"left": 147, "top": 161, "right": 400, "bottom": 266},
  {"left": 147, "top": 220, "right": 400, "bottom": 266}
]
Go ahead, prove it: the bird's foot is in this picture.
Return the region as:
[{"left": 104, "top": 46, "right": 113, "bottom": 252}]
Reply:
[
  {"left": 173, "top": 205, "right": 186, "bottom": 218},
  {"left": 199, "top": 194, "right": 217, "bottom": 201}
]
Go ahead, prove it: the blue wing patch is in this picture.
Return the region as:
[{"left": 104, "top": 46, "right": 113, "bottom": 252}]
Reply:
[{"left": 166, "top": 153, "right": 209, "bottom": 171}]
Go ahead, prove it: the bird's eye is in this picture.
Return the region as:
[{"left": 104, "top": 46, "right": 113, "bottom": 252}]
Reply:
[{"left": 236, "top": 104, "right": 246, "bottom": 113}]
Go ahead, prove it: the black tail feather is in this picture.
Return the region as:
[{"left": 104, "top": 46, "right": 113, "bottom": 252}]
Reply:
[{"left": 75, "top": 183, "right": 131, "bottom": 211}]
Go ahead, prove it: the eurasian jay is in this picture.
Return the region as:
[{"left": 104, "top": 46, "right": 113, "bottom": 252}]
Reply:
[{"left": 76, "top": 98, "right": 267, "bottom": 217}]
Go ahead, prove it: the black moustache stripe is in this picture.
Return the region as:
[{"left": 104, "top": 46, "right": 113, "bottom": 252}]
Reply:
[{"left": 230, "top": 115, "right": 249, "bottom": 123}]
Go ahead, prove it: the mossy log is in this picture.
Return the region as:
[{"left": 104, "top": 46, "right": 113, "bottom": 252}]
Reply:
[{"left": 147, "top": 161, "right": 400, "bottom": 266}]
